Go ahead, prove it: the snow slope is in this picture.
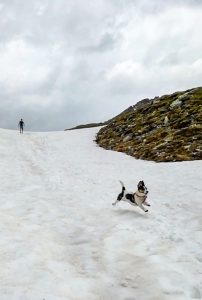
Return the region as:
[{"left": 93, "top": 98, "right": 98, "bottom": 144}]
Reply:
[{"left": 0, "top": 127, "right": 201, "bottom": 300}]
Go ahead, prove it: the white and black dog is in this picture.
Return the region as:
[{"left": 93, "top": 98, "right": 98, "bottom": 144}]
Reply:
[{"left": 112, "top": 180, "right": 150, "bottom": 212}]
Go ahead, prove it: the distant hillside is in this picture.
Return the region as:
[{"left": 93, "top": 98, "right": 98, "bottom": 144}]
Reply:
[
  {"left": 66, "top": 122, "right": 105, "bottom": 130},
  {"left": 65, "top": 98, "right": 151, "bottom": 131},
  {"left": 96, "top": 87, "right": 202, "bottom": 162}
]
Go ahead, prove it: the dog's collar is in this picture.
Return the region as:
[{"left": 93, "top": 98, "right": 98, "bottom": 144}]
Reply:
[{"left": 134, "top": 190, "right": 147, "bottom": 197}]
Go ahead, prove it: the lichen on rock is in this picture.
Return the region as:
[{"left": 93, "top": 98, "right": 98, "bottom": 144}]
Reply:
[{"left": 96, "top": 87, "right": 202, "bottom": 162}]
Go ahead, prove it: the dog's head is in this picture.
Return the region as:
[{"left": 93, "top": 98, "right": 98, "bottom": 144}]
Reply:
[{"left": 137, "top": 180, "right": 148, "bottom": 194}]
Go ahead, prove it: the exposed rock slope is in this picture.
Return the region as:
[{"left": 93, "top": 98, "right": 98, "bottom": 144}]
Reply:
[
  {"left": 66, "top": 99, "right": 150, "bottom": 130},
  {"left": 96, "top": 87, "right": 202, "bottom": 162}
]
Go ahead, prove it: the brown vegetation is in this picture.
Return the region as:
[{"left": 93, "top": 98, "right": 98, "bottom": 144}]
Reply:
[{"left": 96, "top": 87, "right": 202, "bottom": 162}]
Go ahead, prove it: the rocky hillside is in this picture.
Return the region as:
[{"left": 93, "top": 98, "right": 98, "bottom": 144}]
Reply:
[
  {"left": 96, "top": 87, "right": 202, "bottom": 162},
  {"left": 66, "top": 98, "right": 150, "bottom": 131}
]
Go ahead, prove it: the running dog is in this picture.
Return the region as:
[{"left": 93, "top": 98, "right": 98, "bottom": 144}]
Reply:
[{"left": 112, "top": 180, "right": 150, "bottom": 212}]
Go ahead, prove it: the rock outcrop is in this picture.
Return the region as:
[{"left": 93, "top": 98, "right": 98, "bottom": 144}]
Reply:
[{"left": 96, "top": 87, "right": 202, "bottom": 162}]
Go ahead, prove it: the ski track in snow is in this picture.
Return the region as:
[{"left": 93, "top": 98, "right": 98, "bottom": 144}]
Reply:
[{"left": 0, "top": 127, "right": 202, "bottom": 300}]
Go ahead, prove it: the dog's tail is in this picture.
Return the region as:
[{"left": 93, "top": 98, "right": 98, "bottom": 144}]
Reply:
[
  {"left": 119, "top": 180, "right": 125, "bottom": 190},
  {"left": 116, "top": 180, "right": 126, "bottom": 201}
]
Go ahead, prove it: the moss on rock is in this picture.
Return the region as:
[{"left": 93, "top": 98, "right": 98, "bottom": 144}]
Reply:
[{"left": 96, "top": 87, "right": 202, "bottom": 162}]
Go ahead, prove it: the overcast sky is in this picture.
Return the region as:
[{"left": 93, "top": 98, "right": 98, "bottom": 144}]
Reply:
[{"left": 0, "top": 0, "right": 201, "bottom": 131}]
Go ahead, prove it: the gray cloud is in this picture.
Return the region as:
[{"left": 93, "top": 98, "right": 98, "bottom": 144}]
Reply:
[
  {"left": 80, "top": 32, "right": 119, "bottom": 53},
  {"left": 0, "top": 0, "right": 201, "bottom": 131}
]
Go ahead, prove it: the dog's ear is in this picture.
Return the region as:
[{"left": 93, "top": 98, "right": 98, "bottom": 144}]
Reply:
[{"left": 137, "top": 181, "right": 142, "bottom": 188}]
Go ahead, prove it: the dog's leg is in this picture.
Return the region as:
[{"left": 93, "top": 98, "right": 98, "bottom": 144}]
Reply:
[
  {"left": 142, "top": 197, "right": 150, "bottom": 206},
  {"left": 112, "top": 200, "right": 118, "bottom": 206},
  {"left": 138, "top": 203, "right": 148, "bottom": 212},
  {"left": 135, "top": 198, "right": 149, "bottom": 212},
  {"left": 113, "top": 183, "right": 125, "bottom": 206},
  {"left": 112, "top": 192, "right": 123, "bottom": 206},
  {"left": 141, "top": 196, "right": 150, "bottom": 207}
]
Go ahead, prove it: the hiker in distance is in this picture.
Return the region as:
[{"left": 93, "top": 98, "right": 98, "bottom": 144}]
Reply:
[{"left": 18, "top": 118, "right": 25, "bottom": 134}]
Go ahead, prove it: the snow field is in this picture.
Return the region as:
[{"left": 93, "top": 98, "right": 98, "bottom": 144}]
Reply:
[{"left": 0, "top": 127, "right": 201, "bottom": 300}]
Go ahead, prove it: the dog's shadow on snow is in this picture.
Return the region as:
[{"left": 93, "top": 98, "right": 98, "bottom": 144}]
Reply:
[{"left": 113, "top": 208, "right": 147, "bottom": 218}]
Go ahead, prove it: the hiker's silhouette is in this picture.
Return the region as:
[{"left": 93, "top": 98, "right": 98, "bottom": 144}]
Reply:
[{"left": 18, "top": 119, "right": 25, "bottom": 134}]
